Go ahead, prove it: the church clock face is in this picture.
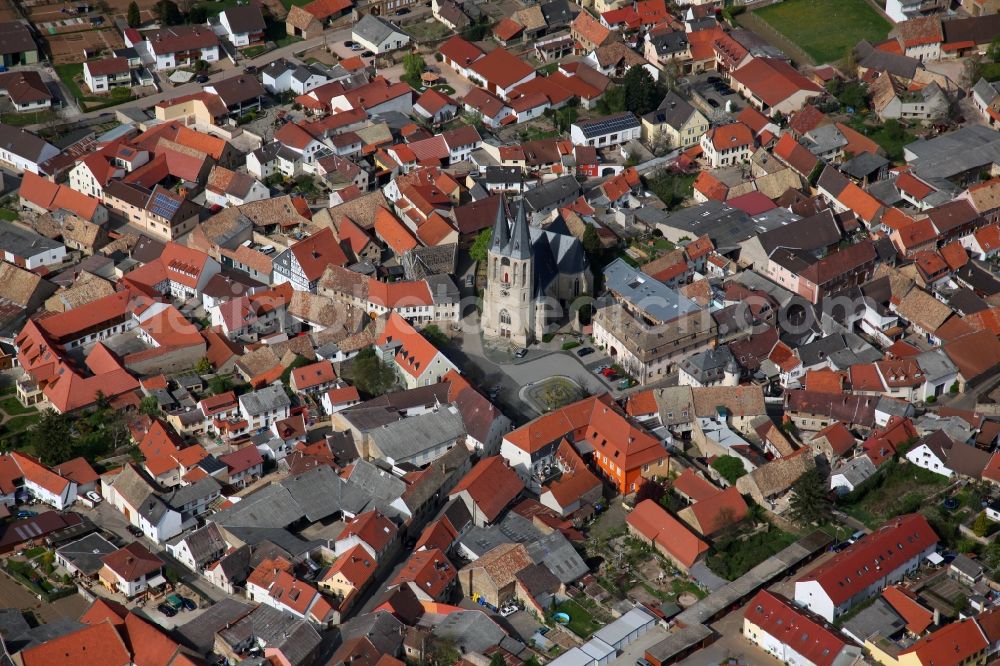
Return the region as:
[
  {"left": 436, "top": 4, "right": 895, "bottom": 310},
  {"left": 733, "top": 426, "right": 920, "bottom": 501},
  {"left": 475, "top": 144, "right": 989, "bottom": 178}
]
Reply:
[{"left": 500, "top": 288, "right": 509, "bottom": 296}]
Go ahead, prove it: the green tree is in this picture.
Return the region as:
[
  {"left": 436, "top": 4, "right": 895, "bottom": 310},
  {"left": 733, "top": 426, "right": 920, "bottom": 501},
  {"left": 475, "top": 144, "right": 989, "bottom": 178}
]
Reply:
[
  {"left": 155, "top": 0, "right": 183, "bottom": 25},
  {"left": 402, "top": 53, "right": 424, "bottom": 88},
  {"left": 139, "top": 395, "right": 161, "bottom": 418},
  {"left": 789, "top": 468, "right": 832, "bottom": 526},
  {"left": 345, "top": 348, "right": 397, "bottom": 397},
  {"left": 582, "top": 223, "right": 601, "bottom": 254},
  {"left": 425, "top": 636, "right": 460, "bottom": 666},
  {"left": 884, "top": 118, "right": 904, "bottom": 141},
  {"left": 621, "top": 65, "right": 664, "bottom": 116},
  {"left": 489, "top": 652, "right": 506, "bottom": 666},
  {"left": 469, "top": 228, "right": 492, "bottom": 262},
  {"left": 421, "top": 324, "right": 449, "bottom": 349},
  {"left": 838, "top": 82, "right": 868, "bottom": 110},
  {"left": 209, "top": 374, "right": 233, "bottom": 395},
  {"left": 988, "top": 36, "right": 1000, "bottom": 64},
  {"left": 30, "top": 410, "right": 76, "bottom": 465},
  {"left": 974, "top": 511, "right": 992, "bottom": 537},
  {"left": 711, "top": 455, "right": 746, "bottom": 486},
  {"left": 127, "top": 1, "right": 141, "bottom": 27},
  {"left": 187, "top": 5, "right": 208, "bottom": 23},
  {"left": 597, "top": 85, "right": 625, "bottom": 114},
  {"left": 195, "top": 357, "right": 213, "bottom": 375}
]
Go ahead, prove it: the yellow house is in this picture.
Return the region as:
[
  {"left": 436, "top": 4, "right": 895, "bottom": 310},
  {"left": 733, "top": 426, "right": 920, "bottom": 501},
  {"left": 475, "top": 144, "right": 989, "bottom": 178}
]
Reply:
[
  {"left": 318, "top": 544, "right": 375, "bottom": 602},
  {"left": 154, "top": 92, "right": 228, "bottom": 127},
  {"left": 640, "top": 91, "right": 709, "bottom": 150},
  {"left": 866, "top": 617, "right": 989, "bottom": 666}
]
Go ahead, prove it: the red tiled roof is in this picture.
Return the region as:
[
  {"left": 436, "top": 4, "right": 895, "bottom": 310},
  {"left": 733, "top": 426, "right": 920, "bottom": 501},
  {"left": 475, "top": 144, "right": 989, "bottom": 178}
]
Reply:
[
  {"left": 796, "top": 514, "right": 937, "bottom": 606},
  {"left": 882, "top": 584, "right": 934, "bottom": 634},
  {"left": 627, "top": 499, "right": 708, "bottom": 568},
  {"left": 338, "top": 509, "right": 397, "bottom": 553},
  {"left": 439, "top": 35, "right": 484, "bottom": 68},
  {"left": 20, "top": 621, "right": 131, "bottom": 666},
  {"left": 449, "top": 456, "right": 524, "bottom": 523},
  {"left": 745, "top": 590, "right": 853, "bottom": 666},
  {"left": 705, "top": 122, "right": 753, "bottom": 151},
  {"left": 374, "top": 206, "right": 419, "bottom": 254},
  {"left": 391, "top": 548, "right": 455, "bottom": 598},
  {"left": 672, "top": 468, "right": 719, "bottom": 502},
  {"left": 687, "top": 486, "right": 747, "bottom": 534},
  {"left": 377, "top": 312, "right": 441, "bottom": 379},
  {"left": 102, "top": 542, "right": 163, "bottom": 581},
  {"left": 773, "top": 133, "right": 818, "bottom": 176},
  {"left": 899, "top": 617, "right": 988, "bottom": 664},
  {"left": 470, "top": 48, "right": 534, "bottom": 90},
  {"left": 811, "top": 422, "right": 855, "bottom": 457},
  {"left": 291, "top": 227, "right": 349, "bottom": 282},
  {"left": 731, "top": 57, "right": 823, "bottom": 107}
]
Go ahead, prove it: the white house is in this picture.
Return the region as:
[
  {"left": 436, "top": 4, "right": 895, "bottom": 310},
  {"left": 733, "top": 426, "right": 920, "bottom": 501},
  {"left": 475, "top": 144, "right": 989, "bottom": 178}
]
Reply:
[
  {"left": 794, "top": 513, "right": 938, "bottom": 622},
  {"left": 904, "top": 430, "right": 955, "bottom": 478},
  {"left": 101, "top": 464, "right": 183, "bottom": 544},
  {"left": 0, "top": 225, "right": 66, "bottom": 270},
  {"left": 352, "top": 14, "right": 410, "bottom": 54},
  {"left": 321, "top": 386, "right": 361, "bottom": 415},
  {"left": 83, "top": 58, "right": 132, "bottom": 93},
  {"left": 700, "top": 123, "right": 754, "bottom": 168},
  {"left": 139, "top": 26, "right": 221, "bottom": 71},
  {"left": 570, "top": 112, "right": 642, "bottom": 148},
  {"left": 262, "top": 58, "right": 330, "bottom": 95},
  {"left": 744, "top": 590, "right": 863, "bottom": 666},
  {"left": 217, "top": 5, "right": 265, "bottom": 48},
  {"left": 11, "top": 453, "right": 77, "bottom": 510},
  {"left": 239, "top": 383, "right": 292, "bottom": 431},
  {"left": 205, "top": 166, "right": 270, "bottom": 209},
  {"left": 99, "top": 543, "right": 166, "bottom": 598},
  {"left": 830, "top": 456, "right": 877, "bottom": 495},
  {"left": 165, "top": 523, "right": 227, "bottom": 572},
  {"left": 0, "top": 123, "right": 60, "bottom": 174}
]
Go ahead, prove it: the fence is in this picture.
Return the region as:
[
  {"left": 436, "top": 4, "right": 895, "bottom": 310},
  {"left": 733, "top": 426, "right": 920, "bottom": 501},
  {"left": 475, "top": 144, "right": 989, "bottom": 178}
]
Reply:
[{"left": 735, "top": 8, "right": 815, "bottom": 67}]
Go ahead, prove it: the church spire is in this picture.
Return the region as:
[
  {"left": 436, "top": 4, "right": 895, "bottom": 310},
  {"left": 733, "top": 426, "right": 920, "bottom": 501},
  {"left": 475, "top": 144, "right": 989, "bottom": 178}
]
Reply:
[
  {"left": 508, "top": 198, "right": 532, "bottom": 260},
  {"left": 490, "top": 194, "right": 510, "bottom": 253}
]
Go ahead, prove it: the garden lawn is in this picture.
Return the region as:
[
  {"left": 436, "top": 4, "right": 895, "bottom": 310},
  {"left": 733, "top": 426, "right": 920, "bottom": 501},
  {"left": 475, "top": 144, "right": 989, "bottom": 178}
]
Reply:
[
  {"left": 839, "top": 462, "right": 947, "bottom": 528},
  {"left": 755, "top": 0, "right": 891, "bottom": 64},
  {"left": 552, "top": 599, "right": 602, "bottom": 638},
  {"left": 846, "top": 120, "right": 916, "bottom": 164},
  {"left": 1, "top": 397, "right": 36, "bottom": 416},
  {"left": 707, "top": 527, "right": 797, "bottom": 580}
]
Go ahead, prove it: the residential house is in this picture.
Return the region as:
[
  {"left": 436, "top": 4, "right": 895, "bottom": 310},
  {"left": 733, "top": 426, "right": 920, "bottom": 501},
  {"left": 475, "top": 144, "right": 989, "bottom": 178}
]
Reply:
[
  {"left": 641, "top": 91, "right": 709, "bottom": 149},
  {"left": 377, "top": 312, "right": 459, "bottom": 389},
  {"left": 626, "top": 499, "right": 708, "bottom": 573},
  {"left": 448, "top": 456, "right": 524, "bottom": 527},
  {"left": 699, "top": 122, "right": 754, "bottom": 168},
  {"left": 743, "top": 590, "right": 864, "bottom": 666},
  {"left": 730, "top": 57, "right": 824, "bottom": 116},
  {"left": 352, "top": 14, "right": 410, "bottom": 54},
  {"left": 137, "top": 26, "right": 221, "bottom": 71},
  {"left": 99, "top": 542, "right": 165, "bottom": 598},
  {"left": 218, "top": 5, "right": 266, "bottom": 48},
  {"left": 83, "top": 59, "right": 132, "bottom": 93},
  {"left": 570, "top": 112, "right": 641, "bottom": 148},
  {"left": 794, "top": 514, "right": 938, "bottom": 622},
  {"left": 0, "top": 123, "right": 60, "bottom": 174}
]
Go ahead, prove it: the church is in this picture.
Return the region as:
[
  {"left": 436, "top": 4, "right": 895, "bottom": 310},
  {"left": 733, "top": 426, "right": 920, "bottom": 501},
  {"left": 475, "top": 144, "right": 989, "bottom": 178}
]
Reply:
[{"left": 481, "top": 197, "right": 592, "bottom": 346}]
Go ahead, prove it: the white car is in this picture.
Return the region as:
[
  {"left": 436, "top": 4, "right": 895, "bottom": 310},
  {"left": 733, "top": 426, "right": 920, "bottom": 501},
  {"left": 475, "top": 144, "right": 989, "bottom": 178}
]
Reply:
[{"left": 85, "top": 491, "right": 102, "bottom": 504}]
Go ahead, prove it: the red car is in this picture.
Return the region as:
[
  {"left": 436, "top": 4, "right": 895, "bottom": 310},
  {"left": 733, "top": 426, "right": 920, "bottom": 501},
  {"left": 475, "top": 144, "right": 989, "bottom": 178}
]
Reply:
[{"left": 601, "top": 367, "right": 616, "bottom": 378}]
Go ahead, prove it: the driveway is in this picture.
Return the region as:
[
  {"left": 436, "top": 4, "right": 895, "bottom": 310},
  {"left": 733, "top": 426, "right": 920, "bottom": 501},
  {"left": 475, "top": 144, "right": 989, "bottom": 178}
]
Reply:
[{"left": 443, "top": 313, "right": 610, "bottom": 424}]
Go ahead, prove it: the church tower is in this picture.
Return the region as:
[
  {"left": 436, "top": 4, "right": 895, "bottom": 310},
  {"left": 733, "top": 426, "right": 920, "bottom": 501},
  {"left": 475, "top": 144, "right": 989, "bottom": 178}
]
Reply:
[{"left": 482, "top": 198, "right": 536, "bottom": 346}]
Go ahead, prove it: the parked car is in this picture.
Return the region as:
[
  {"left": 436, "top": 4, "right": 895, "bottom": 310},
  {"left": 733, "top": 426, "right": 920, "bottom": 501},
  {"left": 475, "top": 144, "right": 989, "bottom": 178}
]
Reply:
[
  {"left": 395, "top": 7, "right": 410, "bottom": 14},
  {"left": 343, "top": 40, "right": 356, "bottom": 48},
  {"left": 514, "top": 348, "right": 528, "bottom": 358},
  {"left": 127, "top": 525, "right": 143, "bottom": 537},
  {"left": 594, "top": 365, "right": 609, "bottom": 374},
  {"left": 16, "top": 510, "right": 36, "bottom": 519},
  {"left": 600, "top": 367, "right": 616, "bottom": 378},
  {"left": 166, "top": 594, "right": 185, "bottom": 609},
  {"left": 351, "top": 44, "right": 364, "bottom": 51},
  {"left": 361, "top": 50, "right": 374, "bottom": 58},
  {"left": 244, "top": 64, "right": 257, "bottom": 73},
  {"left": 180, "top": 596, "right": 197, "bottom": 611},
  {"left": 195, "top": 74, "right": 209, "bottom": 83},
  {"left": 576, "top": 347, "right": 595, "bottom": 357},
  {"left": 85, "top": 491, "right": 102, "bottom": 504},
  {"left": 157, "top": 603, "right": 178, "bottom": 617}
]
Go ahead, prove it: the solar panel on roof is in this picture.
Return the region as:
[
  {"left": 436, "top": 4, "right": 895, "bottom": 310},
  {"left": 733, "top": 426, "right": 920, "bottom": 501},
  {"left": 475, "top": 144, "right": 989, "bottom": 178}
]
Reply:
[
  {"left": 579, "top": 113, "right": 638, "bottom": 139},
  {"left": 150, "top": 191, "right": 182, "bottom": 219}
]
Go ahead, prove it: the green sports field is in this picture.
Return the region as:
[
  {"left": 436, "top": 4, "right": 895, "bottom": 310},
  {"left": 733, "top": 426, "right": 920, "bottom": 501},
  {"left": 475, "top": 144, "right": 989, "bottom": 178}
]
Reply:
[{"left": 754, "top": 0, "right": 892, "bottom": 65}]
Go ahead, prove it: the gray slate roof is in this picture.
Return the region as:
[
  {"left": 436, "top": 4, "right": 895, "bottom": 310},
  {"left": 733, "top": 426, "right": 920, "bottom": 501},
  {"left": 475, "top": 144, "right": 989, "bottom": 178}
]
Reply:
[
  {"left": 353, "top": 13, "right": 405, "bottom": 45},
  {"left": 604, "top": 258, "right": 701, "bottom": 324}
]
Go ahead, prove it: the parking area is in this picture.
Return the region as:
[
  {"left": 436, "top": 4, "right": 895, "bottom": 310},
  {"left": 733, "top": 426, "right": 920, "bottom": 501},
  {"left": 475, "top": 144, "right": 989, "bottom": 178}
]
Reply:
[{"left": 686, "top": 72, "right": 745, "bottom": 123}]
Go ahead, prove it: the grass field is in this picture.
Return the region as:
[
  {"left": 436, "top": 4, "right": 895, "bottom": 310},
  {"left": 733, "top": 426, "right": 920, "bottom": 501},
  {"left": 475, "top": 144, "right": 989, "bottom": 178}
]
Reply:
[{"left": 755, "top": 0, "right": 891, "bottom": 64}]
